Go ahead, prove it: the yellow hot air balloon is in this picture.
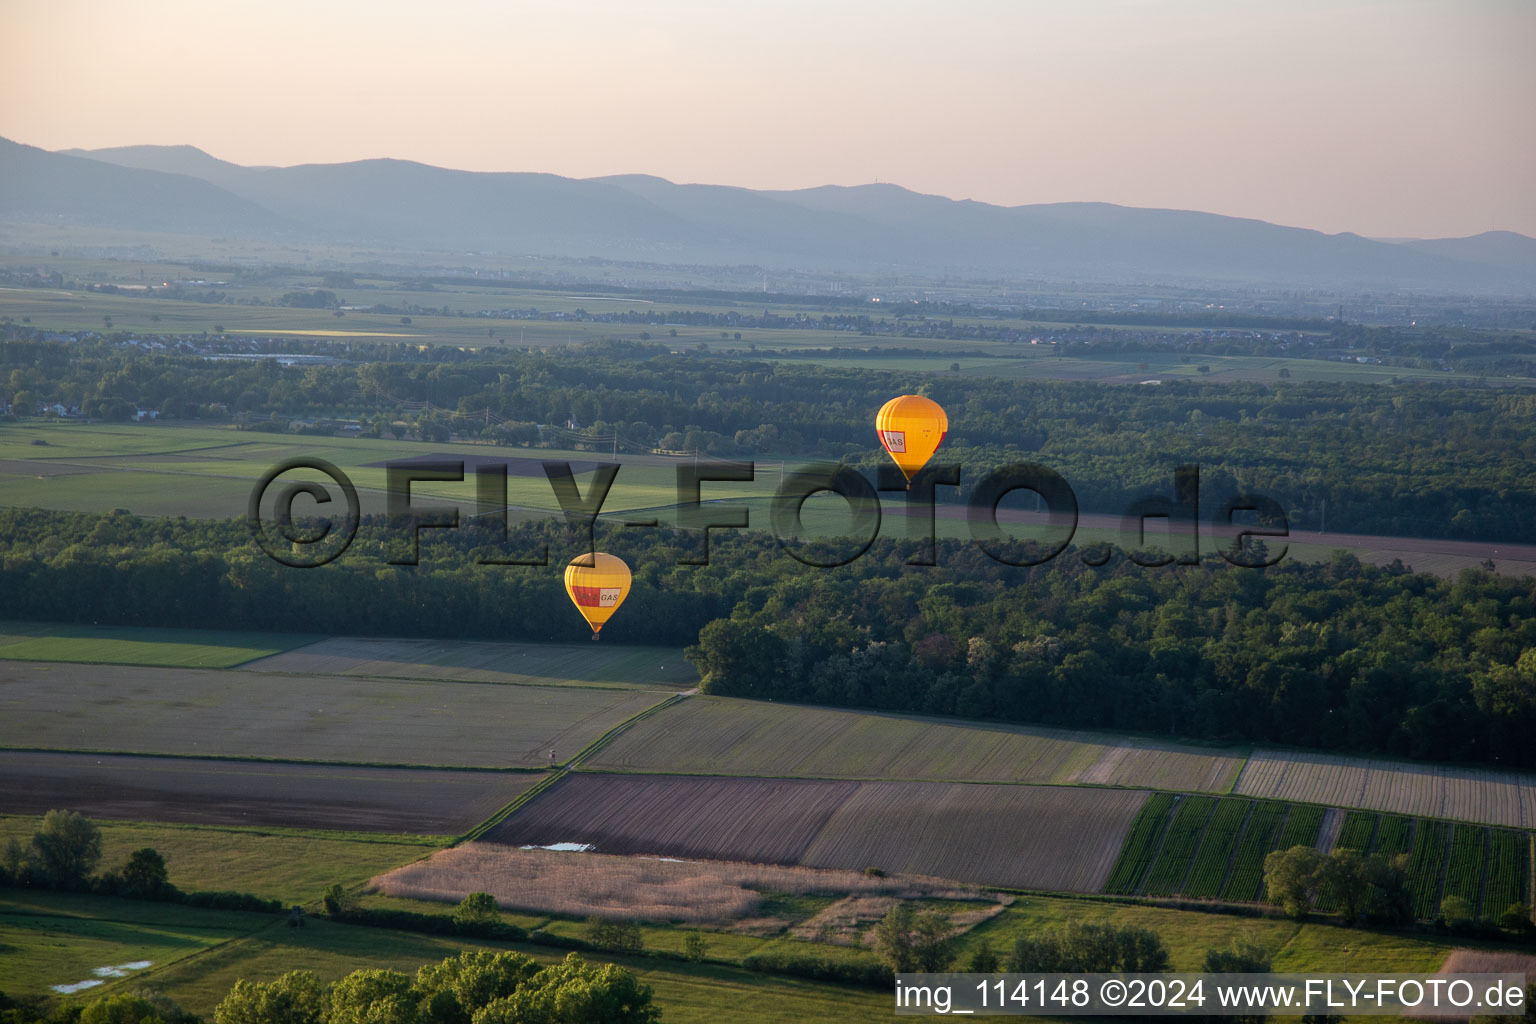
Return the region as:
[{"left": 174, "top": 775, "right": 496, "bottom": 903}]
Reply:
[
  {"left": 875, "top": 394, "right": 948, "bottom": 484},
  {"left": 564, "top": 552, "right": 631, "bottom": 639}
]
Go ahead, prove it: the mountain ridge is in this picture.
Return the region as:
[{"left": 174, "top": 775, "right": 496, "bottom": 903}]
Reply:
[{"left": 6, "top": 138, "right": 1532, "bottom": 293}]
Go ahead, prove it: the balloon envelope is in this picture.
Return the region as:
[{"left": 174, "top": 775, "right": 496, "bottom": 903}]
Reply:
[
  {"left": 563, "top": 552, "right": 631, "bottom": 636},
  {"left": 875, "top": 394, "right": 948, "bottom": 481}
]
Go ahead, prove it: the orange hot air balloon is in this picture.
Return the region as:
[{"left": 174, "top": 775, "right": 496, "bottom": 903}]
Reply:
[
  {"left": 875, "top": 394, "right": 948, "bottom": 484},
  {"left": 564, "top": 552, "right": 632, "bottom": 639}
]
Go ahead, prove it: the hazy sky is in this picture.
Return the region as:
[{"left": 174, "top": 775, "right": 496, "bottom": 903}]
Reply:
[{"left": 3, "top": 0, "right": 1533, "bottom": 238}]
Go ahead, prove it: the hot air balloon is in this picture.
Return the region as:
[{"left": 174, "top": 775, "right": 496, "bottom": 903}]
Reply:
[
  {"left": 875, "top": 394, "right": 948, "bottom": 484},
  {"left": 563, "top": 552, "right": 631, "bottom": 639}
]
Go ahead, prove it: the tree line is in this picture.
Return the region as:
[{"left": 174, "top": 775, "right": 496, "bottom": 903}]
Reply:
[
  {"left": 1, "top": 507, "right": 1533, "bottom": 768},
  {"left": 3, "top": 335, "right": 1535, "bottom": 540}
]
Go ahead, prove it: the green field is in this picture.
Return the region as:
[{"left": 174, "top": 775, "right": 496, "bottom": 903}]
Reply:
[
  {"left": 1102, "top": 798, "right": 1534, "bottom": 919},
  {"left": 0, "top": 420, "right": 781, "bottom": 523},
  {"left": 5, "top": 267, "right": 1530, "bottom": 391},
  {"left": 243, "top": 635, "right": 698, "bottom": 690},
  {"left": 0, "top": 890, "right": 272, "bottom": 999},
  {"left": 1139, "top": 796, "right": 1217, "bottom": 897},
  {"left": 0, "top": 865, "right": 1489, "bottom": 1022},
  {"left": 0, "top": 621, "right": 314, "bottom": 668}
]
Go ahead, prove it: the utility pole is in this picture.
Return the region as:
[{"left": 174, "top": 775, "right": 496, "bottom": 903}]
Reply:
[{"left": 1321, "top": 499, "right": 1326, "bottom": 535}]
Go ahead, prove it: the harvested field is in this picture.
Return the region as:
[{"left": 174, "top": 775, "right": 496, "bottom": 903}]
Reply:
[
  {"left": 587, "top": 696, "right": 1243, "bottom": 791},
  {"left": 374, "top": 842, "right": 986, "bottom": 924},
  {"left": 0, "top": 750, "right": 536, "bottom": 832},
  {"left": 488, "top": 772, "right": 1149, "bottom": 893},
  {"left": 0, "top": 660, "right": 666, "bottom": 768},
  {"left": 490, "top": 774, "right": 862, "bottom": 864},
  {"left": 245, "top": 637, "right": 697, "bottom": 690},
  {"left": 798, "top": 782, "right": 1146, "bottom": 892},
  {"left": 1235, "top": 749, "right": 1536, "bottom": 829}
]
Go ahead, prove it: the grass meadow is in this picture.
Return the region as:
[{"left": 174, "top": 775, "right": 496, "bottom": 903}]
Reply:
[
  {"left": 0, "top": 815, "right": 448, "bottom": 902},
  {"left": 0, "top": 621, "right": 314, "bottom": 668}
]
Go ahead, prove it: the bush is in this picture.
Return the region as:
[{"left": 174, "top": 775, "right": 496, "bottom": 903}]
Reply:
[
  {"left": 321, "top": 883, "right": 356, "bottom": 917},
  {"left": 1499, "top": 902, "right": 1534, "bottom": 936},
  {"left": 585, "top": 917, "right": 643, "bottom": 954},
  {"left": 740, "top": 951, "right": 892, "bottom": 989},
  {"left": 181, "top": 891, "right": 283, "bottom": 913},
  {"left": 331, "top": 906, "right": 527, "bottom": 942},
  {"left": 1440, "top": 895, "right": 1476, "bottom": 930},
  {"left": 452, "top": 892, "right": 499, "bottom": 928}
]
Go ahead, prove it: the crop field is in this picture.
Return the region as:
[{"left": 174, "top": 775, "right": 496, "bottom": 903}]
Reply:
[
  {"left": 1374, "top": 814, "right": 1415, "bottom": 856},
  {"left": 1484, "top": 830, "right": 1533, "bottom": 912},
  {"left": 0, "top": 660, "right": 668, "bottom": 768},
  {"left": 1107, "top": 796, "right": 1534, "bottom": 918},
  {"left": 0, "top": 620, "right": 313, "bottom": 668},
  {"left": 585, "top": 696, "right": 1244, "bottom": 791},
  {"left": 1234, "top": 748, "right": 1536, "bottom": 829},
  {"left": 794, "top": 350, "right": 1491, "bottom": 387},
  {"left": 1180, "top": 799, "right": 1252, "bottom": 898},
  {"left": 1219, "top": 801, "right": 1287, "bottom": 900},
  {"left": 1102, "top": 793, "right": 1178, "bottom": 893},
  {"left": 1139, "top": 797, "right": 1218, "bottom": 896},
  {"left": 1275, "top": 804, "right": 1326, "bottom": 850},
  {"left": 489, "top": 772, "right": 1150, "bottom": 893},
  {"left": 1106, "top": 797, "right": 1321, "bottom": 900},
  {"left": 244, "top": 636, "right": 697, "bottom": 689},
  {"left": 1442, "top": 824, "right": 1487, "bottom": 909},
  {"left": 0, "top": 750, "right": 538, "bottom": 833},
  {"left": 1334, "top": 810, "right": 1378, "bottom": 852},
  {"left": 1408, "top": 822, "right": 1451, "bottom": 920}
]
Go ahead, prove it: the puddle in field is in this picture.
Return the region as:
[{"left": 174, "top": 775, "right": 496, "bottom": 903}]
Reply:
[
  {"left": 52, "top": 961, "right": 153, "bottom": 993},
  {"left": 520, "top": 842, "right": 593, "bottom": 852},
  {"left": 51, "top": 981, "right": 103, "bottom": 994}
]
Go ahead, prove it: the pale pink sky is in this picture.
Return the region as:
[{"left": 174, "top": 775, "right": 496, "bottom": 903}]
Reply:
[{"left": 3, "top": 0, "right": 1533, "bottom": 238}]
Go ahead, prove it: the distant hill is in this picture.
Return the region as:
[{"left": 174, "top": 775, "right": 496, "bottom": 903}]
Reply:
[
  {"left": 57, "top": 142, "right": 265, "bottom": 190},
  {"left": 1392, "top": 231, "right": 1536, "bottom": 276},
  {"left": 8, "top": 138, "right": 1533, "bottom": 294},
  {"left": 0, "top": 138, "right": 285, "bottom": 236}
]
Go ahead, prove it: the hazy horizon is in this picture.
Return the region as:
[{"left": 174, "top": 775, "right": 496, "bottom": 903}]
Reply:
[{"left": 3, "top": 0, "right": 1533, "bottom": 240}]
